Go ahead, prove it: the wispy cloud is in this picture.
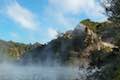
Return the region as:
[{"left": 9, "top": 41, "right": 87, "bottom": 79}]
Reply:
[
  {"left": 49, "top": 0, "right": 102, "bottom": 14},
  {"left": 5, "top": 1, "right": 38, "bottom": 30},
  {"left": 47, "top": 0, "right": 106, "bottom": 22},
  {"left": 47, "top": 28, "right": 58, "bottom": 39},
  {"left": 49, "top": 0, "right": 86, "bottom": 14},
  {"left": 44, "top": 8, "right": 77, "bottom": 27}
]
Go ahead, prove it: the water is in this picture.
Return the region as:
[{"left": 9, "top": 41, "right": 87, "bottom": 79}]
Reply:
[
  {"left": 0, "top": 63, "right": 83, "bottom": 80},
  {"left": 0, "top": 62, "right": 99, "bottom": 80}
]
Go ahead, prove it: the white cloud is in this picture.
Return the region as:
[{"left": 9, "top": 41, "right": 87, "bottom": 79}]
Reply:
[
  {"left": 44, "top": 7, "right": 78, "bottom": 32},
  {"left": 49, "top": 0, "right": 100, "bottom": 13},
  {"left": 48, "top": 0, "right": 106, "bottom": 21},
  {"left": 49, "top": 0, "right": 88, "bottom": 14},
  {"left": 5, "top": 1, "right": 38, "bottom": 30},
  {"left": 47, "top": 28, "right": 58, "bottom": 39}
]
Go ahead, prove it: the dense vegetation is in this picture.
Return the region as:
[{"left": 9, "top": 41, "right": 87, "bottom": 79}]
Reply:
[
  {"left": 102, "top": 0, "right": 120, "bottom": 22},
  {"left": 80, "top": 18, "right": 120, "bottom": 80}
]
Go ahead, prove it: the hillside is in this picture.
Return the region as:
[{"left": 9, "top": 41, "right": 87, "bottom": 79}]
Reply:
[
  {"left": 81, "top": 19, "right": 120, "bottom": 80},
  {"left": 0, "top": 40, "right": 43, "bottom": 61},
  {"left": 21, "top": 19, "right": 119, "bottom": 67},
  {"left": 0, "top": 19, "right": 120, "bottom": 80},
  {"left": 21, "top": 19, "right": 120, "bottom": 80}
]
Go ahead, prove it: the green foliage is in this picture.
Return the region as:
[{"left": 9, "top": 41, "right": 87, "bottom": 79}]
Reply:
[
  {"left": 89, "top": 47, "right": 120, "bottom": 80},
  {"left": 115, "top": 33, "right": 120, "bottom": 47},
  {"left": 102, "top": 0, "right": 120, "bottom": 22},
  {"left": 80, "top": 19, "right": 100, "bottom": 32},
  {"left": 113, "top": 68, "right": 120, "bottom": 80}
]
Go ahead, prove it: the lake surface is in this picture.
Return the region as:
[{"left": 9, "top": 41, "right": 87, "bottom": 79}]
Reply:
[{"left": 0, "top": 63, "right": 92, "bottom": 80}]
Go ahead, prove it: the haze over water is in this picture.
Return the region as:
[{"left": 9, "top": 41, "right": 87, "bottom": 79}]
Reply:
[{"left": 0, "top": 62, "right": 91, "bottom": 80}]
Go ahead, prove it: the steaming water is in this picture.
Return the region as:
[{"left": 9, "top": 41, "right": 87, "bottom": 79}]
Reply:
[{"left": 0, "top": 62, "right": 96, "bottom": 80}]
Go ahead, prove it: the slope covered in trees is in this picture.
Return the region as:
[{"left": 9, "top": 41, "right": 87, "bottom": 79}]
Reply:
[
  {"left": 0, "top": 40, "right": 43, "bottom": 61},
  {"left": 0, "top": 18, "right": 120, "bottom": 80}
]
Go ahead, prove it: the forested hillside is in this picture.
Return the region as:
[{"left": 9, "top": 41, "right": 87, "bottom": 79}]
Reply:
[{"left": 0, "top": 40, "right": 43, "bottom": 61}]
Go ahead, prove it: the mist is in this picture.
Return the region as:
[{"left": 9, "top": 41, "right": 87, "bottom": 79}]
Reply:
[
  {"left": 0, "top": 62, "right": 88, "bottom": 80},
  {"left": 0, "top": 52, "right": 99, "bottom": 80}
]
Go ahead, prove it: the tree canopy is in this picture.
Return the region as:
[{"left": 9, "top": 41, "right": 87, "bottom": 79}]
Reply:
[{"left": 102, "top": 0, "right": 120, "bottom": 22}]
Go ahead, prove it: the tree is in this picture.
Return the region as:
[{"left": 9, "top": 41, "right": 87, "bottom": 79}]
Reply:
[{"left": 102, "top": 0, "right": 120, "bottom": 22}]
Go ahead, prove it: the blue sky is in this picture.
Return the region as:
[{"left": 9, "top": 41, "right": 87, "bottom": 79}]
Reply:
[{"left": 0, "top": 0, "right": 107, "bottom": 44}]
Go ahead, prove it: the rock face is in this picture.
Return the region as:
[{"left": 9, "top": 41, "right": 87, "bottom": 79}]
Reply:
[
  {"left": 81, "top": 20, "right": 120, "bottom": 80},
  {"left": 21, "top": 22, "right": 118, "bottom": 67},
  {"left": 21, "top": 24, "right": 87, "bottom": 65}
]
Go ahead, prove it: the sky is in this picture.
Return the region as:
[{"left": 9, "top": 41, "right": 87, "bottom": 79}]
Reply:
[{"left": 0, "top": 0, "right": 107, "bottom": 44}]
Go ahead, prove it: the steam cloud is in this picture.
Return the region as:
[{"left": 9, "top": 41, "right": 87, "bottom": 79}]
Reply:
[
  {"left": 0, "top": 52, "right": 93, "bottom": 80},
  {"left": 0, "top": 62, "right": 91, "bottom": 80}
]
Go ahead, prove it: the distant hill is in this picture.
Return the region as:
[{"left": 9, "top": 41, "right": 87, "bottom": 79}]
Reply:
[{"left": 0, "top": 40, "right": 43, "bottom": 61}]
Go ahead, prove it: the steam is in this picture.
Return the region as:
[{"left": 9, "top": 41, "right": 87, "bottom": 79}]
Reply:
[
  {"left": 0, "top": 62, "right": 90, "bottom": 80},
  {"left": 0, "top": 52, "right": 97, "bottom": 80},
  {"left": 0, "top": 50, "right": 99, "bottom": 80}
]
